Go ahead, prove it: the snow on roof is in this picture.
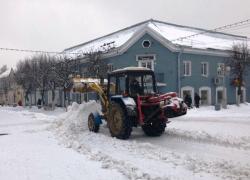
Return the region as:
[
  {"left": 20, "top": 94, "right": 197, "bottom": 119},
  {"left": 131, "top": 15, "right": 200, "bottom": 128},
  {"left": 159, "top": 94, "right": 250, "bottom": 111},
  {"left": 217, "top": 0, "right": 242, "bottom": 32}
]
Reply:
[
  {"left": 112, "top": 66, "right": 152, "bottom": 73},
  {"left": 64, "top": 19, "right": 248, "bottom": 58},
  {"left": 0, "top": 68, "right": 11, "bottom": 79},
  {"left": 149, "top": 21, "right": 246, "bottom": 50},
  {"left": 64, "top": 23, "right": 145, "bottom": 59}
]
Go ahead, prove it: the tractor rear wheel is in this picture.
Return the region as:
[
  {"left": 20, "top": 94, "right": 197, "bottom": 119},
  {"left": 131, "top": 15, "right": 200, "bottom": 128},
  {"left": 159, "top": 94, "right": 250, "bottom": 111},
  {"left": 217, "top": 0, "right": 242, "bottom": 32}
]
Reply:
[
  {"left": 142, "top": 120, "right": 166, "bottom": 137},
  {"left": 88, "top": 113, "right": 100, "bottom": 133},
  {"left": 108, "top": 102, "right": 132, "bottom": 139}
]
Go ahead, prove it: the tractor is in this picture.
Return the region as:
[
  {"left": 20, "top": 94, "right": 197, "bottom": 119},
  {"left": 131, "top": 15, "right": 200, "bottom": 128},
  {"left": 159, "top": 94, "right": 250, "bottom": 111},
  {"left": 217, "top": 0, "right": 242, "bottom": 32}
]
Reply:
[{"left": 72, "top": 67, "right": 187, "bottom": 139}]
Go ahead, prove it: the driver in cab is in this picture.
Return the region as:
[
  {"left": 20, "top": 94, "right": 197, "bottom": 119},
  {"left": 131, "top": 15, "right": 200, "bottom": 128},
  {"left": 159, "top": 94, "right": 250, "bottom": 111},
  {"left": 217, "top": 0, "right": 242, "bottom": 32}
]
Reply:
[{"left": 129, "top": 76, "right": 142, "bottom": 96}]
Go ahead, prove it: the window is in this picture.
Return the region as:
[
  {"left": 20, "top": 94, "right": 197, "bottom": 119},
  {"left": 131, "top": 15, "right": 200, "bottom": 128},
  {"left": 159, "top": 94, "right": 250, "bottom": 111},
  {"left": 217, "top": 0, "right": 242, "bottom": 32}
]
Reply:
[
  {"left": 201, "top": 62, "right": 209, "bottom": 76},
  {"left": 109, "top": 76, "right": 126, "bottom": 95},
  {"left": 107, "top": 63, "right": 113, "bottom": 72},
  {"left": 137, "top": 54, "right": 155, "bottom": 71},
  {"left": 142, "top": 40, "right": 151, "bottom": 48},
  {"left": 217, "top": 63, "right": 224, "bottom": 76},
  {"left": 183, "top": 61, "right": 191, "bottom": 76},
  {"left": 139, "top": 60, "right": 153, "bottom": 70}
]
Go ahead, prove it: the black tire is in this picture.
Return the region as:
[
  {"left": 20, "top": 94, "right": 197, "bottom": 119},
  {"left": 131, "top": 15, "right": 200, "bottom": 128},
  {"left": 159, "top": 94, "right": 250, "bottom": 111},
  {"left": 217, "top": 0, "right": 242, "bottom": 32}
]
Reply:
[
  {"left": 142, "top": 120, "right": 166, "bottom": 137},
  {"left": 88, "top": 113, "right": 100, "bottom": 133},
  {"left": 108, "top": 102, "right": 132, "bottom": 139}
]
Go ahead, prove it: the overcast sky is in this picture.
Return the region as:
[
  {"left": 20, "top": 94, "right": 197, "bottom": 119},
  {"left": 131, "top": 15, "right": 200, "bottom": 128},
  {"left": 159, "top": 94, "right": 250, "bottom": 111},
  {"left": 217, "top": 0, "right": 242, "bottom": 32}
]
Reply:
[{"left": 0, "top": 0, "right": 250, "bottom": 68}]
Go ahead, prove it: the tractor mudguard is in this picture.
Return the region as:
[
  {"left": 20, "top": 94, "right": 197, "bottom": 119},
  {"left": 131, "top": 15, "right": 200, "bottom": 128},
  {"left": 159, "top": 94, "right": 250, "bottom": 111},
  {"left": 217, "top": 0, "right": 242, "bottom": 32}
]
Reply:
[
  {"left": 92, "top": 111, "right": 103, "bottom": 125},
  {"left": 110, "top": 95, "right": 137, "bottom": 116}
]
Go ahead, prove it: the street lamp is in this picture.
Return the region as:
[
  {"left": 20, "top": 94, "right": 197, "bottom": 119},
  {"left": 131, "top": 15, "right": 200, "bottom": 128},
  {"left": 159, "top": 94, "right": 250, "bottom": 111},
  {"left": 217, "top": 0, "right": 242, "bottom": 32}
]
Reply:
[{"left": 217, "top": 65, "right": 231, "bottom": 109}]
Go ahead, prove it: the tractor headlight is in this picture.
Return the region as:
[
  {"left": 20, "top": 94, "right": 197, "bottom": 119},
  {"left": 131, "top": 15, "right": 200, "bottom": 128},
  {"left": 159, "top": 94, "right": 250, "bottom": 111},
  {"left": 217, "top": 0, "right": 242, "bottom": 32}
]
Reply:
[{"left": 160, "top": 101, "right": 165, "bottom": 107}]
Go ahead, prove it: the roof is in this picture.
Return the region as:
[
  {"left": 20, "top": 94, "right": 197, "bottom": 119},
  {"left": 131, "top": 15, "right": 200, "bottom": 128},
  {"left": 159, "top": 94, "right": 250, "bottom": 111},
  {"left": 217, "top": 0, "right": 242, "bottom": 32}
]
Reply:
[
  {"left": 0, "top": 68, "right": 11, "bottom": 79},
  {"left": 64, "top": 19, "right": 248, "bottom": 58},
  {"left": 110, "top": 67, "right": 153, "bottom": 75}
]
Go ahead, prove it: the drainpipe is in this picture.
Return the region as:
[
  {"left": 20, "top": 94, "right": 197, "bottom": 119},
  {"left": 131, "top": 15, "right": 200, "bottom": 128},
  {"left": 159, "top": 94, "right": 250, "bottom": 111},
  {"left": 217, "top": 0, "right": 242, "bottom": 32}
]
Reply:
[{"left": 177, "top": 47, "right": 183, "bottom": 97}]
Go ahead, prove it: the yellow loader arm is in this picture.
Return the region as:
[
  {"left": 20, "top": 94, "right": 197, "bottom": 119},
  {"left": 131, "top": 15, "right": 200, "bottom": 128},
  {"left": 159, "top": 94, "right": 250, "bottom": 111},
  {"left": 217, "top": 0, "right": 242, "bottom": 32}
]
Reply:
[{"left": 71, "top": 77, "right": 109, "bottom": 114}]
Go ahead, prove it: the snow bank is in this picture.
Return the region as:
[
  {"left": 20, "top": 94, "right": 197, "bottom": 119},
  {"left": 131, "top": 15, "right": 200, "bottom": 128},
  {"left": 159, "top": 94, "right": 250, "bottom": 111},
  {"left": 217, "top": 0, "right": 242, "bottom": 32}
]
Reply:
[{"left": 54, "top": 101, "right": 102, "bottom": 138}]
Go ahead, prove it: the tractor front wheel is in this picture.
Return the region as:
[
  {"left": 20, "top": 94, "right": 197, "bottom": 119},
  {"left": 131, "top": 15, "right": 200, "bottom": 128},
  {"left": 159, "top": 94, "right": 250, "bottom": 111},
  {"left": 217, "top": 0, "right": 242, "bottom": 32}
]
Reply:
[
  {"left": 108, "top": 102, "right": 132, "bottom": 139},
  {"left": 88, "top": 113, "right": 100, "bottom": 133},
  {"left": 142, "top": 120, "right": 166, "bottom": 137}
]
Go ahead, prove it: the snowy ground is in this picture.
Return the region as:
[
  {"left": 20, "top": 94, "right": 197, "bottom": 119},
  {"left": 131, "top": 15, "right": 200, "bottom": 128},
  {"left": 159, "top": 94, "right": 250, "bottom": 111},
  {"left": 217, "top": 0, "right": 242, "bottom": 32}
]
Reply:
[{"left": 1, "top": 103, "right": 250, "bottom": 180}]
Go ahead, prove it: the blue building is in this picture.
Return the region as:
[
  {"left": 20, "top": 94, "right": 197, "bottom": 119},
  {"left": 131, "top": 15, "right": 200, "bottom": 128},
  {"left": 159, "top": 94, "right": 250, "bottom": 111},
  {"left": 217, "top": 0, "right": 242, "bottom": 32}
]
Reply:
[{"left": 64, "top": 19, "right": 250, "bottom": 106}]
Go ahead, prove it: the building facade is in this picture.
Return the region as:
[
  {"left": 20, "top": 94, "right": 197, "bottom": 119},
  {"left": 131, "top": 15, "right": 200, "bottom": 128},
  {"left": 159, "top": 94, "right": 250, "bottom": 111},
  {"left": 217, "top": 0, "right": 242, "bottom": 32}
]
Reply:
[{"left": 63, "top": 19, "right": 249, "bottom": 105}]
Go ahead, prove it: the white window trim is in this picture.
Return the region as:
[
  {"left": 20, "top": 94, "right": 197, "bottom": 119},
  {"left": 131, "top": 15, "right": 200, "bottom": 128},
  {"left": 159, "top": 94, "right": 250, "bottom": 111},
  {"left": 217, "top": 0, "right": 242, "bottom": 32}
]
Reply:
[
  {"left": 181, "top": 86, "right": 194, "bottom": 103},
  {"left": 142, "top": 40, "right": 151, "bottom": 48},
  {"left": 235, "top": 87, "right": 246, "bottom": 103},
  {"left": 183, "top": 61, "right": 192, "bottom": 76},
  {"left": 217, "top": 63, "right": 225, "bottom": 77},
  {"left": 107, "top": 63, "right": 114, "bottom": 72},
  {"left": 136, "top": 54, "right": 156, "bottom": 71},
  {"left": 201, "top": 62, "right": 209, "bottom": 77},
  {"left": 215, "top": 86, "right": 227, "bottom": 105},
  {"left": 199, "top": 86, "right": 211, "bottom": 105}
]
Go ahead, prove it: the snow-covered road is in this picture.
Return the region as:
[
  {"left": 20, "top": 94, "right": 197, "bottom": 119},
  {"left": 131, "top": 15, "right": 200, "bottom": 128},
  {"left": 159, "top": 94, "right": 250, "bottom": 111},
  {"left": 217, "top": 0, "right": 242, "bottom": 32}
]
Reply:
[
  {"left": 1, "top": 103, "right": 250, "bottom": 180},
  {"left": 0, "top": 108, "right": 125, "bottom": 180}
]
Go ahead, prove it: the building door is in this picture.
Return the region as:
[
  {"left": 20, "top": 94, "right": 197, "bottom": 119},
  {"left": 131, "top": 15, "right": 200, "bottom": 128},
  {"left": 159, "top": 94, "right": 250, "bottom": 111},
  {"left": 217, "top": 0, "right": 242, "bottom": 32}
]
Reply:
[
  {"left": 217, "top": 90, "right": 223, "bottom": 104},
  {"left": 181, "top": 86, "right": 194, "bottom": 105},
  {"left": 200, "top": 90, "right": 208, "bottom": 105},
  {"left": 236, "top": 87, "right": 246, "bottom": 103},
  {"left": 199, "top": 87, "right": 211, "bottom": 105}
]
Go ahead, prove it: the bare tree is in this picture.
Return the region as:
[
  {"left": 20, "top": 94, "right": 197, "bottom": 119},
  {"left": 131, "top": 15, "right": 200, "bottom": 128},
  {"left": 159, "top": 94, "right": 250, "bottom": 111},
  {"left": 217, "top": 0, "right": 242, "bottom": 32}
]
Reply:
[
  {"left": 32, "top": 54, "right": 57, "bottom": 106},
  {"left": 86, "top": 50, "right": 109, "bottom": 84},
  {"left": 53, "top": 55, "right": 75, "bottom": 108},
  {"left": 15, "top": 59, "right": 34, "bottom": 105},
  {"left": 228, "top": 43, "right": 250, "bottom": 105}
]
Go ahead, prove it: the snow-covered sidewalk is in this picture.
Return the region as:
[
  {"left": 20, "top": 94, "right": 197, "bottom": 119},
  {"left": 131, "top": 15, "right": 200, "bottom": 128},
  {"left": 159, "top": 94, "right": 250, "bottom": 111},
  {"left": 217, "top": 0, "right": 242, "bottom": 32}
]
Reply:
[
  {"left": 0, "top": 107, "right": 125, "bottom": 180},
  {"left": 1, "top": 103, "right": 250, "bottom": 180}
]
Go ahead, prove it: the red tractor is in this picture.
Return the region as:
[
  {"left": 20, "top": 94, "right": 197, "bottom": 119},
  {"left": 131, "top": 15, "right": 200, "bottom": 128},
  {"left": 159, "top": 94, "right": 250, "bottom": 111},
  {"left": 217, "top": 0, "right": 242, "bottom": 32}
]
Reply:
[{"left": 87, "top": 67, "right": 187, "bottom": 139}]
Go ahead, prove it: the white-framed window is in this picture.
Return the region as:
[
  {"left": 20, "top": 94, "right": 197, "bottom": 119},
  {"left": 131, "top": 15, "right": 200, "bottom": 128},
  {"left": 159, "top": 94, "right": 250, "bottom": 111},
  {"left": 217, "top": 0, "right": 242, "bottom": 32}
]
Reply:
[
  {"left": 137, "top": 54, "right": 155, "bottom": 71},
  {"left": 183, "top": 61, "right": 191, "bottom": 76},
  {"left": 217, "top": 63, "right": 225, "bottom": 76},
  {"left": 201, "top": 62, "right": 209, "bottom": 77},
  {"left": 107, "top": 63, "right": 114, "bottom": 72},
  {"left": 142, "top": 40, "right": 151, "bottom": 48}
]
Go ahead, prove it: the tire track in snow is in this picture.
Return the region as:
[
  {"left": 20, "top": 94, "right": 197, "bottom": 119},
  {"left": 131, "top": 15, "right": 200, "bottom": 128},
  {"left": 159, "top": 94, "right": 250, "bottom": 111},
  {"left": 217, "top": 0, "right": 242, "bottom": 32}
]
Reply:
[
  {"left": 54, "top": 123, "right": 250, "bottom": 180},
  {"left": 55, "top": 133, "right": 166, "bottom": 180},
  {"left": 80, "top": 132, "right": 250, "bottom": 180},
  {"left": 167, "top": 128, "right": 250, "bottom": 150}
]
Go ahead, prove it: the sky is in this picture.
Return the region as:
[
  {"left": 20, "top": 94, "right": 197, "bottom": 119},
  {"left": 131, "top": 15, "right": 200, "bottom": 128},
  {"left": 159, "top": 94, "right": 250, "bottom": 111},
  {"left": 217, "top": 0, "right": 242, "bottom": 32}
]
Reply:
[{"left": 0, "top": 0, "right": 250, "bottom": 69}]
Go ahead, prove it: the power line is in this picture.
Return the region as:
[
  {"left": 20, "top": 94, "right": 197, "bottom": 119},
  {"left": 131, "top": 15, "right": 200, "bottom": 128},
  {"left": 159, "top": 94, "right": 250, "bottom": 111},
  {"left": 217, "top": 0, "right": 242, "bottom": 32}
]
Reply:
[
  {"left": 171, "top": 19, "right": 250, "bottom": 43},
  {"left": 0, "top": 47, "right": 83, "bottom": 55}
]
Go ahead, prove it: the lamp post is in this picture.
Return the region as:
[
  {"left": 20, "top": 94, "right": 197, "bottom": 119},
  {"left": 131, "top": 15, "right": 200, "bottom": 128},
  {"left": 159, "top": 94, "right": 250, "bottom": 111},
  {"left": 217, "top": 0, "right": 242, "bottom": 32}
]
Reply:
[{"left": 217, "top": 65, "right": 230, "bottom": 109}]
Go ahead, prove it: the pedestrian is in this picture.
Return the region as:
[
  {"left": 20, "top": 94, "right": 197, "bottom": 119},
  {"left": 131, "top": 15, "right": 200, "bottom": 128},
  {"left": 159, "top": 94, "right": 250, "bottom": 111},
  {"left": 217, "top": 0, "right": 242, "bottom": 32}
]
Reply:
[
  {"left": 184, "top": 94, "right": 192, "bottom": 108},
  {"left": 37, "top": 98, "right": 42, "bottom": 109},
  {"left": 194, "top": 93, "right": 201, "bottom": 108}
]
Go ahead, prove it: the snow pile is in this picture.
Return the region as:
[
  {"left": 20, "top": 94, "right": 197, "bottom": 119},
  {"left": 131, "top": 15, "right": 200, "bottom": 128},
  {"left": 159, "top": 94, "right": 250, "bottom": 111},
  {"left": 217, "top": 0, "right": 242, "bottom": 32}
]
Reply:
[{"left": 54, "top": 101, "right": 102, "bottom": 139}]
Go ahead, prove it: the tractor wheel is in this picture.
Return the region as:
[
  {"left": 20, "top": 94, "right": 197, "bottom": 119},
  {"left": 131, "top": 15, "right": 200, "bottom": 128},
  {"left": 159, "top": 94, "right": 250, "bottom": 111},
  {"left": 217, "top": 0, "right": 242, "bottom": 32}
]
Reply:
[
  {"left": 108, "top": 102, "right": 132, "bottom": 139},
  {"left": 88, "top": 113, "right": 100, "bottom": 133},
  {"left": 142, "top": 120, "right": 166, "bottom": 137}
]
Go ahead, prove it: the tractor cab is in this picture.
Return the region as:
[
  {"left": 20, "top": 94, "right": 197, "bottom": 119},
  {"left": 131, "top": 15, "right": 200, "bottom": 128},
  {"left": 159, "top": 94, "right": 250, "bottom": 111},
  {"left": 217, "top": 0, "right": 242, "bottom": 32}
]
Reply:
[{"left": 107, "top": 67, "right": 157, "bottom": 98}]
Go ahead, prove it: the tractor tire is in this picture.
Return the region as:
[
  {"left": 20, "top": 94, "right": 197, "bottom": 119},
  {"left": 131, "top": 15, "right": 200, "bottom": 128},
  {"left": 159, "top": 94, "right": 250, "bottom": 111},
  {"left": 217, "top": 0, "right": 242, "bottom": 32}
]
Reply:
[
  {"left": 142, "top": 120, "right": 166, "bottom": 137},
  {"left": 88, "top": 113, "right": 100, "bottom": 133},
  {"left": 108, "top": 102, "right": 132, "bottom": 139}
]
